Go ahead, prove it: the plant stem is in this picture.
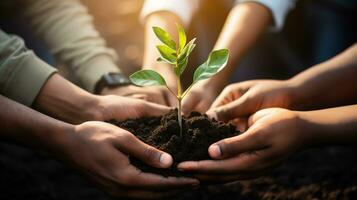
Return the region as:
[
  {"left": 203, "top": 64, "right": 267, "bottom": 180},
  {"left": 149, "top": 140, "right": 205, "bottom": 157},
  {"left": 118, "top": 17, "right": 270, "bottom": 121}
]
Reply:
[{"left": 177, "top": 75, "right": 183, "bottom": 137}]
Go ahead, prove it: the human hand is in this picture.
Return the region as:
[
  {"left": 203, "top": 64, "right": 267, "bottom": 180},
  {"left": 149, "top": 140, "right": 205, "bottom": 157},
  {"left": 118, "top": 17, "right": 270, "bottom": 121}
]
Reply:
[
  {"left": 207, "top": 80, "right": 296, "bottom": 126},
  {"left": 96, "top": 95, "right": 172, "bottom": 122},
  {"left": 58, "top": 121, "right": 199, "bottom": 199},
  {"left": 101, "top": 85, "right": 177, "bottom": 107},
  {"left": 182, "top": 80, "right": 222, "bottom": 115},
  {"left": 177, "top": 108, "right": 306, "bottom": 183}
]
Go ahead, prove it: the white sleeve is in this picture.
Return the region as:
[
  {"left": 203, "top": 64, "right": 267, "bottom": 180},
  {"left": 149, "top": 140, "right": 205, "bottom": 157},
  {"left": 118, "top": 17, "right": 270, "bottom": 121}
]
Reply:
[
  {"left": 140, "top": 0, "right": 201, "bottom": 28},
  {"left": 236, "top": 0, "right": 297, "bottom": 31}
]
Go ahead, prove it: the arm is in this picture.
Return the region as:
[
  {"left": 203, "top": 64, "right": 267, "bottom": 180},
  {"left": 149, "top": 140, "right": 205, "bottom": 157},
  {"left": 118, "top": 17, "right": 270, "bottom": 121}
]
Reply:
[
  {"left": 182, "top": 1, "right": 277, "bottom": 113},
  {"left": 0, "top": 95, "right": 198, "bottom": 197},
  {"left": 23, "top": 0, "right": 120, "bottom": 93},
  {"left": 209, "top": 43, "right": 357, "bottom": 122},
  {"left": 0, "top": 28, "right": 169, "bottom": 124},
  {"left": 178, "top": 105, "right": 357, "bottom": 183},
  {"left": 140, "top": 0, "right": 201, "bottom": 105}
]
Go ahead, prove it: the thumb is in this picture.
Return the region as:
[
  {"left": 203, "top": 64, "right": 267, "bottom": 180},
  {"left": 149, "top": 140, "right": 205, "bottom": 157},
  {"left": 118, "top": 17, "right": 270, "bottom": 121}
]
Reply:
[
  {"left": 208, "top": 126, "right": 266, "bottom": 159},
  {"left": 207, "top": 95, "right": 251, "bottom": 122},
  {"left": 115, "top": 131, "right": 173, "bottom": 168}
]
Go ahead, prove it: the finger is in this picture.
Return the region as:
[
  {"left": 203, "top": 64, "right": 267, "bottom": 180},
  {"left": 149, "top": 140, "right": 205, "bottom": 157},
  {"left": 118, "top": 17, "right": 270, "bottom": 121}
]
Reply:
[
  {"left": 248, "top": 108, "right": 281, "bottom": 127},
  {"left": 122, "top": 166, "right": 200, "bottom": 190},
  {"left": 114, "top": 131, "right": 173, "bottom": 168},
  {"left": 177, "top": 151, "right": 267, "bottom": 174},
  {"left": 208, "top": 95, "right": 252, "bottom": 122},
  {"left": 194, "top": 101, "right": 211, "bottom": 113},
  {"left": 210, "top": 88, "right": 235, "bottom": 109},
  {"left": 182, "top": 94, "right": 200, "bottom": 115},
  {"left": 210, "top": 84, "right": 248, "bottom": 109},
  {"left": 141, "top": 101, "right": 172, "bottom": 117},
  {"left": 208, "top": 127, "right": 268, "bottom": 159}
]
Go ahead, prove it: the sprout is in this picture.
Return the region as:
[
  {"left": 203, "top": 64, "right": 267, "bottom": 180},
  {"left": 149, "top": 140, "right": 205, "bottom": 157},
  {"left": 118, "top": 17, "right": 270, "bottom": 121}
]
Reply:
[{"left": 130, "top": 24, "right": 229, "bottom": 136}]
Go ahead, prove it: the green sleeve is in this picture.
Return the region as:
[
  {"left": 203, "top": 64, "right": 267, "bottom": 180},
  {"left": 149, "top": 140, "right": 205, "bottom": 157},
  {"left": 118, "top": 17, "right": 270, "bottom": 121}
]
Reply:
[{"left": 0, "top": 30, "right": 57, "bottom": 107}]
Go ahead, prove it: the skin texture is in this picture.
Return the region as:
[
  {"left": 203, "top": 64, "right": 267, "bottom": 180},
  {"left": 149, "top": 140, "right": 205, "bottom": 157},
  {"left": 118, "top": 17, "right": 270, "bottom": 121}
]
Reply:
[
  {"left": 34, "top": 74, "right": 172, "bottom": 124},
  {"left": 207, "top": 44, "right": 357, "bottom": 123},
  {"left": 177, "top": 44, "right": 357, "bottom": 183},
  {"left": 178, "top": 106, "right": 357, "bottom": 183},
  {"left": 0, "top": 95, "right": 199, "bottom": 199},
  {"left": 141, "top": 3, "right": 272, "bottom": 111},
  {"left": 182, "top": 2, "right": 272, "bottom": 113}
]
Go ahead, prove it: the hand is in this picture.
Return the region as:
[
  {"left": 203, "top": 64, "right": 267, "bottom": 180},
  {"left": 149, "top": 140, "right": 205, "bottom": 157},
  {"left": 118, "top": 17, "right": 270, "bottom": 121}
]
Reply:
[
  {"left": 58, "top": 121, "right": 199, "bottom": 199},
  {"left": 182, "top": 80, "right": 222, "bottom": 114},
  {"left": 207, "top": 80, "right": 296, "bottom": 125},
  {"left": 96, "top": 95, "right": 172, "bottom": 122},
  {"left": 177, "top": 108, "right": 306, "bottom": 183},
  {"left": 101, "top": 85, "right": 177, "bottom": 107}
]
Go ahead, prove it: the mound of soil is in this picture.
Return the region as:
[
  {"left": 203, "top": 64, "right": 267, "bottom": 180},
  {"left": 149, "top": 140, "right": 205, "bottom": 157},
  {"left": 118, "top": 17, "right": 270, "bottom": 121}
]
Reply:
[
  {"left": 1, "top": 110, "right": 357, "bottom": 199},
  {"left": 110, "top": 109, "right": 240, "bottom": 176}
]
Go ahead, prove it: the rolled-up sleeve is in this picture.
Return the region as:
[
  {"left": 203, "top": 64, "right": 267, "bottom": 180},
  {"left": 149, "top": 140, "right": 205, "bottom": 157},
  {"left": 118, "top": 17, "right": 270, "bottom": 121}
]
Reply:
[
  {"left": 0, "top": 30, "right": 57, "bottom": 107},
  {"left": 140, "top": 0, "right": 201, "bottom": 28},
  {"left": 236, "top": 0, "right": 297, "bottom": 31},
  {"left": 23, "top": 0, "right": 121, "bottom": 92}
]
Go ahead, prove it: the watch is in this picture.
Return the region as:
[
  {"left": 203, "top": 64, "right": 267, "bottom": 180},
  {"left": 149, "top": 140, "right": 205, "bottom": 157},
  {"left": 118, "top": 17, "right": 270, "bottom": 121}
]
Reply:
[{"left": 94, "top": 73, "right": 132, "bottom": 94}]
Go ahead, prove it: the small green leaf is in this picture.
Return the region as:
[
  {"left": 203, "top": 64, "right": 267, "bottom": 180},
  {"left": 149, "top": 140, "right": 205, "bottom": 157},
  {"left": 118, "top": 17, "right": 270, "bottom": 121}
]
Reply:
[
  {"left": 156, "top": 57, "right": 175, "bottom": 65},
  {"left": 178, "top": 38, "right": 196, "bottom": 61},
  {"left": 176, "top": 23, "right": 186, "bottom": 53},
  {"left": 153, "top": 26, "right": 176, "bottom": 50},
  {"left": 156, "top": 45, "right": 177, "bottom": 63},
  {"left": 130, "top": 69, "right": 167, "bottom": 87},
  {"left": 175, "top": 38, "right": 196, "bottom": 75},
  {"left": 192, "top": 49, "right": 229, "bottom": 84}
]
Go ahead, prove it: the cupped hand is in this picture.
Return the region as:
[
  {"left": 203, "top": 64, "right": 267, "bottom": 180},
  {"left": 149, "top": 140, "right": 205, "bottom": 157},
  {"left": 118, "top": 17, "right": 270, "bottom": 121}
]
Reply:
[
  {"left": 207, "top": 80, "right": 296, "bottom": 126},
  {"left": 177, "top": 108, "right": 306, "bottom": 183},
  {"left": 182, "top": 80, "right": 222, "bottom": 115},
  {"left": 101, "top": 85, "right": 177, "bottom": 107},
  {"left": 59, "top": 121, "right": 199, "bottom": 199}
]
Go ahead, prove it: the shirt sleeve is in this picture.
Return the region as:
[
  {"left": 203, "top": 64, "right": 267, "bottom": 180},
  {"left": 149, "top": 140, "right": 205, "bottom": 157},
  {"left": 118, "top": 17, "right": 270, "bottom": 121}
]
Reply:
[
  {"left": 236, "top": 0, "right": 297, "bottom": 31},
  {"left": 22, "top": 0, "right": 121, "bottom": 93},
  {"left": 140, "top": 0, "right": 202, "bottom": 28},
  {"left": 0, "top": 30, "right": 57, "bottom": 107}
]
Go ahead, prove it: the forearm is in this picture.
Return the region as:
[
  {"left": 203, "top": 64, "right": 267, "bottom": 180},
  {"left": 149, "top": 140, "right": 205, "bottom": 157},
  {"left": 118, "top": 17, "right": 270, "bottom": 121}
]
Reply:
[
  {"left": 143, "top": 12, "right": 183, "bottom": 89},
  {"left": 298, "top": 105, "right": 357, "bottom": 145},
  {"left": 210, "top": 2, "right": 272, "bottom": 89},
  {"left": 288, "top": 44, "right": 357, "bottom": 110},
  {"left": 33, "top": 74, "right": 103, "bottom": 124},
  {"left": 23, "top": 0, "right": 120, "bottom": 92},
  {"left": 0, "top": 95, "right": 73, "bottom": 152}
]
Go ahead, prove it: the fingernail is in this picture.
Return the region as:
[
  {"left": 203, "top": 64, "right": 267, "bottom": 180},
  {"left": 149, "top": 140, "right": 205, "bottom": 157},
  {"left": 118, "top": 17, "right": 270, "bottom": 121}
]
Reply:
[
  {"left": 209, "top": 144, "right": 221, "bottom": 158},
  {"left": 160, "top": 153, "right": 173, "bottom": 166}
]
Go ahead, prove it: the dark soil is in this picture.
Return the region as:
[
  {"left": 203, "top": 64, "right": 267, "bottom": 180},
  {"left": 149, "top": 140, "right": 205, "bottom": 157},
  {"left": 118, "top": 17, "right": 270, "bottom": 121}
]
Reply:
[
  {"left": 110, "top": 109, "right": 239, "bottom": 176},
  {"left": 1, "top": 110, "right": 357, "bottom": 199}
]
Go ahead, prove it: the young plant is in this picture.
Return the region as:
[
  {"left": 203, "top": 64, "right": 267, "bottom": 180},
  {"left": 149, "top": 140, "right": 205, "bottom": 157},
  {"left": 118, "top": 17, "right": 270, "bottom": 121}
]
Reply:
[{"left": 130, "top": 24, "right": 229, "bottom": 136}]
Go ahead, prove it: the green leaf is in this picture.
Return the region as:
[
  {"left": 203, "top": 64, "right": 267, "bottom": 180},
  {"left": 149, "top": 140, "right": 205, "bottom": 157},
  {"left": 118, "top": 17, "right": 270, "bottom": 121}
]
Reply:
[
  {"left": 175, "top": 38, "right": 196, "bottom": 75},
  {"left": 129, "top": 69, "right": 167, "bottom": 87},
  {"left": 156, "top": 45, "right": 177, "bottom": 63},
  {"left": 156, "top": 57, "right": 174, "bottom": 64},
  {"left": 192, "top": 49, "right": 229, "bottom": 84},
  {"left": 153, "top": 26, "right": 176, "bottom": 50},
  {"left": 176, "top": 23, "right": 186, "bottom": 53}
]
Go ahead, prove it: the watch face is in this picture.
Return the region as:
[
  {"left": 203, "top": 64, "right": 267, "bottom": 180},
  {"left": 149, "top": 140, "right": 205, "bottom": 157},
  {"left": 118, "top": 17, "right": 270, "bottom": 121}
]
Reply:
[{"left": 104, "top": 73, "right": 131, "bottom": 86}]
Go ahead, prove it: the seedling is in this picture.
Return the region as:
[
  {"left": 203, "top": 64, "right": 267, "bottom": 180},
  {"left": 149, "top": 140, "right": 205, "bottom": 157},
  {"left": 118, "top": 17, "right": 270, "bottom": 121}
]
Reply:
[{"left": 130, "top": 24, "right": 229, "bottom": 136}]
